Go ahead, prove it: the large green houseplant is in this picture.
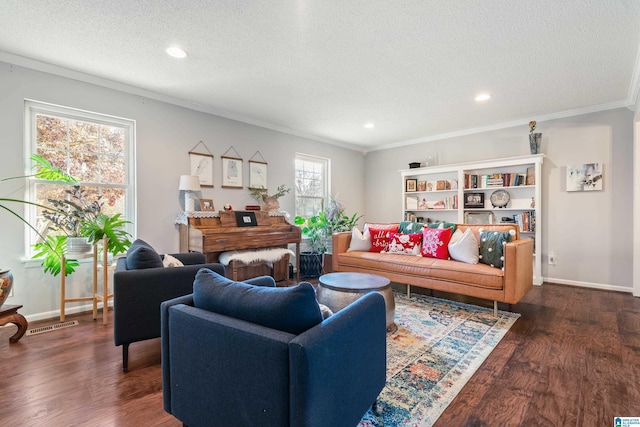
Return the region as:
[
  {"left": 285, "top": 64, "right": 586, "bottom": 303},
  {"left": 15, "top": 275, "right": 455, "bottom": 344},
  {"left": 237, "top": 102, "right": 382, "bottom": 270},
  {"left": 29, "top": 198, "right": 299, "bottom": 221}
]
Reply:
[
  {"left": 1, "top": 155, "right": 132, "bottom": 276},
  {"left": 294, "top": 197, "right": 362, "bottom": 277}
]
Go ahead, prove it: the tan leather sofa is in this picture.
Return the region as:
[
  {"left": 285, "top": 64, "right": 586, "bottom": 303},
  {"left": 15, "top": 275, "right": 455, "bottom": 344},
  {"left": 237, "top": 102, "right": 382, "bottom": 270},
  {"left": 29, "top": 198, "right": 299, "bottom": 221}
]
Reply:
[{"left": 331, "top": 223, "right": 534, "bottom": 315}]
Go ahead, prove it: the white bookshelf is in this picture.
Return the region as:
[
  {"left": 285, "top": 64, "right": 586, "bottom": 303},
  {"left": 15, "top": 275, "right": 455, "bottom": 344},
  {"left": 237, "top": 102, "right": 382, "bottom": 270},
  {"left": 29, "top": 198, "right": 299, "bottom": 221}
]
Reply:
[{"left": 400, "top": 154, "right": 544, "bottom": 285}]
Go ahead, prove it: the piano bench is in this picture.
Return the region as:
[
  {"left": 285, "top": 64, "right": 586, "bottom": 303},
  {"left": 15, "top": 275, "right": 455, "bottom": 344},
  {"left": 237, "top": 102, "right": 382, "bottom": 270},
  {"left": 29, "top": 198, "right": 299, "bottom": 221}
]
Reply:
[{"left": 224, "top": 251, "right": 291, "bottom": 282}]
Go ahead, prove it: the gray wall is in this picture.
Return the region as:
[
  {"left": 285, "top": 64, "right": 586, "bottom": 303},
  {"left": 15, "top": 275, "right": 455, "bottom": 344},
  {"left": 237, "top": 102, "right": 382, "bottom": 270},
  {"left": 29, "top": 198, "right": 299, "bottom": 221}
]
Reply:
[
  {"left": 0, "top": 62, "right": 365, "bottom": 318},
  {"left": 365, "top": 108, "right": 634, "bottom": 291}
]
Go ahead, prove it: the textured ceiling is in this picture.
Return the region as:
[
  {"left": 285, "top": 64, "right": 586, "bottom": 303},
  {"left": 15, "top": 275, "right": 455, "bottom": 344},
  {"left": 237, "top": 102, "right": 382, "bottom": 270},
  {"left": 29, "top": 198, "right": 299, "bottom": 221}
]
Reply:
[{"left": 1, "top": 0, "right": 639, "bottom": 152}]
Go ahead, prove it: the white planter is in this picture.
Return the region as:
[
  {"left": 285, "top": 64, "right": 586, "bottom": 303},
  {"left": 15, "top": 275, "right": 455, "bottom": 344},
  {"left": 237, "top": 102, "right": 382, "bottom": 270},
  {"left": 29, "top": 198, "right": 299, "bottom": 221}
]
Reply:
[{"left": 66, "top": 237, "right": 92, "bottom": 254}]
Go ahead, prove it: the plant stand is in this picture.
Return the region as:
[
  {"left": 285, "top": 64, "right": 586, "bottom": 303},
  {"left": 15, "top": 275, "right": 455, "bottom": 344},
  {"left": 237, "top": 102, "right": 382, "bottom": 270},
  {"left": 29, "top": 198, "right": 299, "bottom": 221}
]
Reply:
[{"left": 60, "top": 237, "right": 112, "bottom": 325}]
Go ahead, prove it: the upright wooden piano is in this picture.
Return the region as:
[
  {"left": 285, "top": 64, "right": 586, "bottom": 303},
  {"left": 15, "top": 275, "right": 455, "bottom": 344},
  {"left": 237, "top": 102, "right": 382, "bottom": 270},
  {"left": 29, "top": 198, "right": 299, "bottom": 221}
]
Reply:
[{"left": 178, "top": 210, "right": 301, "bottom": 281}]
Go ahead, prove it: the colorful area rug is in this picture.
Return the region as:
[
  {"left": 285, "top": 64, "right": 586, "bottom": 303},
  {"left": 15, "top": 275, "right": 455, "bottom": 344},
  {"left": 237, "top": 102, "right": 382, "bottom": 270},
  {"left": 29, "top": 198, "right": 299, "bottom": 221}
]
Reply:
[{"left": 359, "top": 293, "right": 520, "bottom": 427}]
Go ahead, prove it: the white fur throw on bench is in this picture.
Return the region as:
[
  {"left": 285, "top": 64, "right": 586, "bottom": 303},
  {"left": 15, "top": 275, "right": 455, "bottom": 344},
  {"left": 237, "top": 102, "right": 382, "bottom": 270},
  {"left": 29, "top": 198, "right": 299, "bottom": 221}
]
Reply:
[{"left": 219, "top": 248, "right": 295, "bottom": 266}]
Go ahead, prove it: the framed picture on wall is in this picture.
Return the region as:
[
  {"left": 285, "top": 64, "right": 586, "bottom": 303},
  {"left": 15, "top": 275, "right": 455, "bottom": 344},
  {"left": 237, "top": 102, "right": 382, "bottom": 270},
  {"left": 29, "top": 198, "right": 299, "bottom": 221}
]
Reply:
[
  {"left": 189, "top": 152, "right": 214, "bottom": 187},
  {"left": 249, "top": 160, "right": 267, "bottom": 190},
  {"left": 221, "top": 156, "right": 243, "bottom": 188}
]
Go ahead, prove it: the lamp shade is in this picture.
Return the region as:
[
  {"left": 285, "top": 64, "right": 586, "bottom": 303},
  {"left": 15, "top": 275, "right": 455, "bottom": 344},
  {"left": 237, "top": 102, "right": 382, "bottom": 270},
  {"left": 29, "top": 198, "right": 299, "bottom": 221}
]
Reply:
[{"left": 178, "top": 175, "right": 200, "bottom": 191}]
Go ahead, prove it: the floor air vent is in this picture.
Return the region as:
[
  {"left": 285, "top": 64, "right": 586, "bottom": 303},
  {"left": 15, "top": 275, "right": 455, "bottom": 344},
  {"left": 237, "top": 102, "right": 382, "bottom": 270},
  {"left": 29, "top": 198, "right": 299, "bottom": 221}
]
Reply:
[{"left": 26, "top": 320, "right": 79, "bottom": 336}]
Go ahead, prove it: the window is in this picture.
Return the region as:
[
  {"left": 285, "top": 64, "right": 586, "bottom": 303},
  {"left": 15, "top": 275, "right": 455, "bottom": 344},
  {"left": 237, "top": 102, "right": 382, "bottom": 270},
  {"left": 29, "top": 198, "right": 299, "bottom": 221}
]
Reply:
[
  {"left": 294, "top": 154, "right": 329, "bottom": 217},
  {"left": 24, "top": 100, "right": 135, "bottom": 253}
]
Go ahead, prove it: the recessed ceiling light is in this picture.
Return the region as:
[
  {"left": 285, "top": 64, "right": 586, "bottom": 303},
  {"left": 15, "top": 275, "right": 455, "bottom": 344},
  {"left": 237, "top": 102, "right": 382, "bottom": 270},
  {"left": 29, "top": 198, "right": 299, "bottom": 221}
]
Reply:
[
  {"left": 364, "top": 123, "right": 375, "bottom": 128},
  {"left": 166, "top": 46, "right": 187, "bottom": 59},
  {"left": 475, "top": 93, "right": 491, "bottom": 102}
]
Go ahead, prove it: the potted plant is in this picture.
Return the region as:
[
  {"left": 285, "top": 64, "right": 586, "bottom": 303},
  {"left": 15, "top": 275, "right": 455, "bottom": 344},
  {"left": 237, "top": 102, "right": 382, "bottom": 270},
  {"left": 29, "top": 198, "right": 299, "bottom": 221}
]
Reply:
[
  {"left": 294, "top": 197, "right": 362, "bottom": 277},
  {"left": 249, "top": 184, "right": 290, "bottom": 212},
  {"left": 2, "top": 154, "right": 132, "bottom": 277}
]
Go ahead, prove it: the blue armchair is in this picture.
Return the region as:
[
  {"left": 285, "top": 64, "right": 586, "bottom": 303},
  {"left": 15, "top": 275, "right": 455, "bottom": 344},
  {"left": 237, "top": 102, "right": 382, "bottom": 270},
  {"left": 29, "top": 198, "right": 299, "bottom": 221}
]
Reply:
[
  {"left": 113, "top": 239, "right": 225, "bottom": 372},
  {"left": 161, "top": 269, "right": 386, "bottom": 427}
]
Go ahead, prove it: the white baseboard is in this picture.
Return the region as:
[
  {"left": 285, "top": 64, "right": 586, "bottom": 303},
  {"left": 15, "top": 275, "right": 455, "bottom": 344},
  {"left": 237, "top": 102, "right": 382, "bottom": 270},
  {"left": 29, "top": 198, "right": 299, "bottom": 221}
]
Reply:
[
  {"left": 21, "top": 301, "right": 114, "bottom": 323},
  {"left": 543, "top": 277, "right": 633, "bottom": 293}
]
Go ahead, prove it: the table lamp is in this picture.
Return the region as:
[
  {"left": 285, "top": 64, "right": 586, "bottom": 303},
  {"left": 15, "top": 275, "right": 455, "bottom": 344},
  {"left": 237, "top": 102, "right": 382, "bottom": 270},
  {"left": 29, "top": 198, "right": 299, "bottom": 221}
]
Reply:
[{"left": 178, "top": 175, "right": 200, "bottom": 212}]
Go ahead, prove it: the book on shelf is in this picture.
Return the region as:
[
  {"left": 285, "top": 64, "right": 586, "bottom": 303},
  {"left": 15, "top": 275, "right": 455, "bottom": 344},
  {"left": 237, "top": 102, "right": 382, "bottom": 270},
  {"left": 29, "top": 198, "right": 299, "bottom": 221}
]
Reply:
[{"left": 513, "top": 210, "right": 536, "bottom": 232}]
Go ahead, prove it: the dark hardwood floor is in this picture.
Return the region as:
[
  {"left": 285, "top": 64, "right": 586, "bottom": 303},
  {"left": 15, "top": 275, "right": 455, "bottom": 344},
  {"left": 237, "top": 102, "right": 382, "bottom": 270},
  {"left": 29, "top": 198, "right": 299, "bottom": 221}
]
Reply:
[{"left": 1, "top": 282, "right": 639, "bottom": 426}]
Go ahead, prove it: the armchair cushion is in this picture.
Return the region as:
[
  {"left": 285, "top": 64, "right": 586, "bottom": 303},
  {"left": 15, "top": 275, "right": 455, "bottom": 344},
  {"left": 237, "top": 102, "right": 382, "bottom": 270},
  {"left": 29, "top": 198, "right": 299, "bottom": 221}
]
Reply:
[
  {"left": 125, "top": 238, "right": 163, "bottom": 270},
  {"left": 193, "top": 269, "right": 322, "bottom": 335}
]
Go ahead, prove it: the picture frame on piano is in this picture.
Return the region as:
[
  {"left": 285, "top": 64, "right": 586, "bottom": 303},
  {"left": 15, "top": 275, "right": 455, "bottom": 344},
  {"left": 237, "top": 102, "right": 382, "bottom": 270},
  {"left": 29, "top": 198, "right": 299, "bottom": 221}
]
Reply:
[
  {"left": 199, "top": 199, "right": 215, "bottom": 211},
  {"left": 235, "top": 211, "right": 258, "bottom": 227}
]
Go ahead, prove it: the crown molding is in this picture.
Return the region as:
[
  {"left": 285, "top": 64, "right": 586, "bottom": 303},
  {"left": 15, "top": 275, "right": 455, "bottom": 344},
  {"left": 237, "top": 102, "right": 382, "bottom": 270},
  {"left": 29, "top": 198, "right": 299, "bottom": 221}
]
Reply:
[
  {"left": 366, "top": 100, "right": 631, "bottom": 153},
  {"left": 628, "top": 42, "right": 640, "bottom": 111},
  {"left": 0, "top": 50, "right": 367, "bottom": 154}
]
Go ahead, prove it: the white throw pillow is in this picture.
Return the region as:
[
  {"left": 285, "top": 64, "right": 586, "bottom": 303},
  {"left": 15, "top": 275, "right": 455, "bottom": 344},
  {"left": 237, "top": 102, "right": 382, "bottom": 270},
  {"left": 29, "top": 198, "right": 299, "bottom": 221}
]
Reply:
[
  {"left": 162, "top": 254, "right": 184, "bottom": 268},
  {"left": 347, "top": 227, "right": 372, "bottom": 252},
  {"left": 448, "top": 228, "right": 479, "bottom": 264}
]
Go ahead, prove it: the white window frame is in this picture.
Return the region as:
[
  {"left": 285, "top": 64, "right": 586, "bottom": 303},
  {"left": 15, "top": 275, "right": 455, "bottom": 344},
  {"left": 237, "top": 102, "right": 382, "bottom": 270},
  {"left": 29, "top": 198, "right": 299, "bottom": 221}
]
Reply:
[
  {"left": 23, "top": 99, "right": 136, "bottom": 257},
  {"left": 294, "top": 153, "right": 330, "bottom": 218}
]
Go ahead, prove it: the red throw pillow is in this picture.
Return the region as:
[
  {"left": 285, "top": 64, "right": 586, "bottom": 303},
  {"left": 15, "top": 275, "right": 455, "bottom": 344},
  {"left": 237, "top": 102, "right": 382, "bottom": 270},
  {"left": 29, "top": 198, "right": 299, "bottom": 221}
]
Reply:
[
  {"left": 369, "top": 227, "right": 397, "bottom": 253},
  {"left": 383, "top": 232, "right": 422, "bottom": 255},
  {"left": 421, "top": 227, "right": 453, "bottom": 259}
]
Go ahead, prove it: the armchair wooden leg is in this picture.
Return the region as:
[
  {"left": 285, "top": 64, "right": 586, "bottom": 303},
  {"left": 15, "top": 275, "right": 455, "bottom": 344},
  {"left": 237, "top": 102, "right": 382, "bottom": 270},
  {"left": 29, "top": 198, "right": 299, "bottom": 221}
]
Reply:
[{"left": 122, "top": 343, "right": 129, "bottom": 373}]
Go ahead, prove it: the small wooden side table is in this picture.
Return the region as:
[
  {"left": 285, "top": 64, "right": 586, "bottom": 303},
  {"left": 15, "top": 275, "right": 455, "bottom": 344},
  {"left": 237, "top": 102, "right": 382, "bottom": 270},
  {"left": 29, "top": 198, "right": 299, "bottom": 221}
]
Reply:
[{"left": 0, "top": 304, "right": 28, "bottom": 343}]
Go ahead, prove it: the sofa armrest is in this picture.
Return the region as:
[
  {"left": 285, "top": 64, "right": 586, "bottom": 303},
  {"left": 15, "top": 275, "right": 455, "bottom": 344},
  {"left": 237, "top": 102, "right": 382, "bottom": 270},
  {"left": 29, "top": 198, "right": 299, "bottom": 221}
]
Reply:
[
  {"left": 503, "top": 238, "right": 534, "bottom": 304},
  {"left": 289, "top": 292, "right": 387, "bottom": 427},
  {"left": 113, "top": 263, "right": 224, "bottom": 346},
  {"left": 161, "top": 294, "right": 194, "bottom": 412},
  {"left": 162, "top": 304, "right": 294, "bottom": 426},
  {"left": 168, "top": 252, "right": 206, "bottom": 265},
  {"left": 331, "top": 232, "right": 352, "bottom": 271}
]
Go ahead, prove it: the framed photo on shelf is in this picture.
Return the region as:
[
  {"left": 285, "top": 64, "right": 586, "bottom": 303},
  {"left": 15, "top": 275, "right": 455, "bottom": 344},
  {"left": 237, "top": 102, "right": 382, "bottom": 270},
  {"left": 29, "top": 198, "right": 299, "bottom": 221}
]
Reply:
[
  {"left": 406, "top": 179, "right": 418, "bottom": 192},
  {"left": 199, "top": 199, "right": 215, "bottom": 211},
  {"left": 463, "top": 192, "right": 485, "bottom": 208},
  {"left": 189, "top": 152, "right": 214, "bottom": 187},
  {"left": 248, "top": 160, "right": 267, "bottom": 190},
  {"left": 221, "top": 156, "right": 243, "bottom": 188},
  {"left": 417, "top": 181, "right": 427, "bottom": 192}
]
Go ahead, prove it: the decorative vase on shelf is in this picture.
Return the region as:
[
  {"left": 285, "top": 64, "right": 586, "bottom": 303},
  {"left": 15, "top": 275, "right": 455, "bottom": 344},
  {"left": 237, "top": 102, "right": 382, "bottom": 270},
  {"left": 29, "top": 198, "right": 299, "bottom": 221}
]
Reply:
[
  {"left": 0, "top": 268, "right": 14, "bottom": 308},
  {"left": 529, "top": 133, "right": 542, "bottom": 155}
]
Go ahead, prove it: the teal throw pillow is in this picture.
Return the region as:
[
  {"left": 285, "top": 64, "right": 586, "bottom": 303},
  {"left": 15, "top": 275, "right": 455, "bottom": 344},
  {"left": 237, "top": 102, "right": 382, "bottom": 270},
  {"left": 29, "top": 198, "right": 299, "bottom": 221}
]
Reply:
[
  {"left": 398, "top": 221, "right": 424, "bottom": 234},
  {"left": 193, "top": 269, "right": 322, "bottom": 335},
  {"left": 427, "top": 222, "right": 457, "bottom": 233},
  {"left": 478, "top": 229, "right": 514, "bottom": 269}
]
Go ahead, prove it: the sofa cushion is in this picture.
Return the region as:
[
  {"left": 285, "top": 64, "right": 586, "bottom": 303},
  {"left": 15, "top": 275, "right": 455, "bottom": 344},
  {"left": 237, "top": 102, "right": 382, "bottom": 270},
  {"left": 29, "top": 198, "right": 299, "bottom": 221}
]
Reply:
[
  {"left": 479, "top": 229, "right": 514, "bottom": 269},
  {"left": 383, "top": 232, "right": 422, "bottom": 256},
  {"left": 421, "top": 227, "right": 452, "bottom": 259},
  {"left": 335, "top": 252, "right": 504, "bottom": 289},
  {"left": 449, "top": 228, "right": 479, "bottom": 264},
  {"left": 347, "top": 227, "right": 372, "bottom": 252},
  {"left": 125, "top": 239, "right": 164, "bottom": 270},
  {"left": 193, "top": 269, "right": 322, "bottom": 335}
]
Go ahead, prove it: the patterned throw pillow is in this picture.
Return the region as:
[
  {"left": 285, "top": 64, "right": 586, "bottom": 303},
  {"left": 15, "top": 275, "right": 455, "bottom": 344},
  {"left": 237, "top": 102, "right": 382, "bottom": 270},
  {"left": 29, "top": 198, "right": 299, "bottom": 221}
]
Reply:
[
  {"left": 421, "top": 227, "right": 453, "bottom": 259},
  {"left": 427, "top": 222, "right": 457, "bottom": 233},
  {"left": 398, "top": 221, "right": 424, "bottom": 234},
  {"left": 366, "top": 224, "right": 399, "bottom": 253},
  {"left": 478, "top": 229, "right": 515, "bottom": 269},
  {"left": 383, "top": 232, "right": 422, "bottom": 256}
]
